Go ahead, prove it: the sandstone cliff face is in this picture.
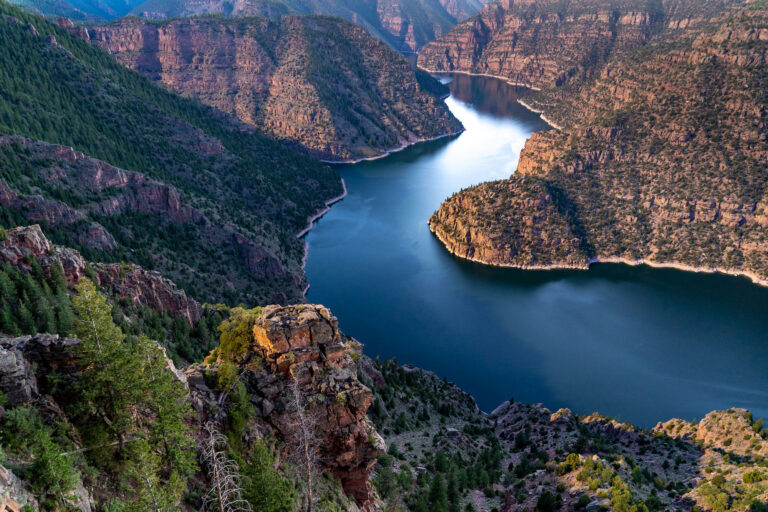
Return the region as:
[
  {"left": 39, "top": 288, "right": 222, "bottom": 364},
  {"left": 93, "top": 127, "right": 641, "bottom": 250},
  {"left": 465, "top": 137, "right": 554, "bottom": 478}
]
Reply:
[
  {"left": 418, "top": 0, "right": 743, "bottom": 90},
  {"left": 418, "top": 0, "right": 663, "bottom": 89},
  {"left": 128, "top": 0, "right": 488, "bottom": 52},
  {"left": 89, "top": 15, "right": 462, "bottom": 162},
  {"left": 429, "top": 1, "right": 768, "bottom": 285},
  {"left": 188, "top": 304, "right": 384, "bottom": 507}
]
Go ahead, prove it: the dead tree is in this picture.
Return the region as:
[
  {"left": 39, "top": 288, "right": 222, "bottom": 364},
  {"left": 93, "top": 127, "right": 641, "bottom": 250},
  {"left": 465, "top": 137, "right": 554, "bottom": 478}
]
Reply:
[
  {"left": 287, "top": 378, "right": 320, "bottom": 512},
  {"left": 200, "top": 423, "right": 252, "bottom": 512}
]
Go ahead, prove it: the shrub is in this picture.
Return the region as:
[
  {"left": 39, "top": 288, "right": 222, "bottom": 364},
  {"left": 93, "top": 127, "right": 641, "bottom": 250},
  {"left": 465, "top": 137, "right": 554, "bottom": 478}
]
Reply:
[
  {"left": 535, "top": 490, "right": 562, "bottom": 512},
  {"left": 743, "top": 470, "right": 765, "bottom": 484}
]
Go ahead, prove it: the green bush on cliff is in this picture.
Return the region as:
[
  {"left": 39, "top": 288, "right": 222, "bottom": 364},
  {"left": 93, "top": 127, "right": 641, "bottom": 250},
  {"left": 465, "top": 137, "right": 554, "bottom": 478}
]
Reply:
[
  {"left": 0, "top": 406, "right": 79, "bottom": 508},
  {"left": 214, "top": 306, "right": 263, "bottom": 363}
]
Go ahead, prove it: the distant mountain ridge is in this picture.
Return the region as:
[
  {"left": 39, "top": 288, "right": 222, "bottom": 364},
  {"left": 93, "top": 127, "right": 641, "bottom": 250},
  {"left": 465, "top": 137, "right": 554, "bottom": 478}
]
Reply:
[
  {"left": 87, "top": 14, "right": 463, "bottom": 162},
  {"left": 128, "top": 0, "right": 492, "bottom": 51},
  {"left": 418, "top": 0, "right": 743, "bottom": 90},
  {"left": 8, "top": 0, "right": 143, "bottom": 19}
]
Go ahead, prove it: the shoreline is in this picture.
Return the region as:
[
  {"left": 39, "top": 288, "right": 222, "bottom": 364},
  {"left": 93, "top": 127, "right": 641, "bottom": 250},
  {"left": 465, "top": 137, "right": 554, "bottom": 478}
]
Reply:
[
  {"left": 416, "top": 67, "right": 563, "bottom": 130},
  {"left": 296, "top": 178, "right": 348, "bottom": 240},
  {"left": 298, "top": 178, "right": 348, "bottom": 297},
  {"left": 516, "top": 98, "right": 563, "bottom": 131},
  {"left": 429, "top": 225, "right": 768, "bottom": 288},
  {"left": 320, "top": 129, "right": 465, "bottom": 165},
  {"left": 416, "top": 66, "right": 543, "bottom": 91}
]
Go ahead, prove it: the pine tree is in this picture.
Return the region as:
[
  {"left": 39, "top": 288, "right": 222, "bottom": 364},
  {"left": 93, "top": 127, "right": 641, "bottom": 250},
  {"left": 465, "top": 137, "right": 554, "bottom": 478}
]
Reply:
[
  {"left": 54, "top": 291, "right": 75, "bottom": 336},
  {"left": 0, "top": 301, "right": 19, "bottom": 335},
  {"left": 123, "top": 438, "right": 184, "bottom": 512},
  {"left": 134, "top": 335, "right": 197, "bottom": 478},
  {"left": 71, "top": 278, "right": 142, "bottom": 452},
  {"left": 18, "top": 299, "right": 36, "bottom": 334}
]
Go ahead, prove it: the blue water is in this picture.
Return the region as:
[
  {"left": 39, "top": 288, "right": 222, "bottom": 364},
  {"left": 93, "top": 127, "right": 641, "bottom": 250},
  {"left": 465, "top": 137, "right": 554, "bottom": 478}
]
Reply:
[{"left": 304, "top": 74, "right": 768, "bottom": 427}]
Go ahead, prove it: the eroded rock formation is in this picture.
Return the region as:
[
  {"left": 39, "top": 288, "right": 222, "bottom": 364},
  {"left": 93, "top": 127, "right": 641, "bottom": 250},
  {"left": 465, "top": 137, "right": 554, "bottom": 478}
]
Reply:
[
  {"left": 0, "top": 225, "right": 203, "bottom": 323},
  {"left": 128, "top": 0, "right": 489, "bottom": 52},
  {"left": 428, "top": 0, "right": 768, "bottom": 286},
  {"left": 188, "top": 304, "right": 384, "bottom": 507},
  {"left": 88, "top": 15, "right": 462, "bottom": 162}
]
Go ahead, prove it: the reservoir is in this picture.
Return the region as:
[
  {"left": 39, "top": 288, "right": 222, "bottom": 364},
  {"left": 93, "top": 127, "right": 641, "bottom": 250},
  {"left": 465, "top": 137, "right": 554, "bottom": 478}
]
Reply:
[{"left": 304, "top": 74, "right": 768, "bottom": 427}]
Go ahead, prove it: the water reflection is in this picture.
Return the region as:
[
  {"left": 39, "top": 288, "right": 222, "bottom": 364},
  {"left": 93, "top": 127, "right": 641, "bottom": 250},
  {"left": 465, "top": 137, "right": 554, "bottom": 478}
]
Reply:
[{"left": 306, "top": 74, "right": 768, "bottom": 427}]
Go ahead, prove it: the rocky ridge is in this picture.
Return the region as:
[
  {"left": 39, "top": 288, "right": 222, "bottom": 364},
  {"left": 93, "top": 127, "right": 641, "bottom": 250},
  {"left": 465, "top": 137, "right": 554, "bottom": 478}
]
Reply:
[
  {"left": 418, "top": 0, "right": 742, "bottom": 90},
  {"left": 88, "top": 15, "right": 462, "bottom": 162},
  {"left": 128, "top": 0, "right": 491, "bottom": 52},
  {"left": 0, "top": 224, "right": 203, "bottom": 323},
  {"left": 0, "top": 305, "right": 383, "bottom": 510},
  {"left": 365, "top": 359, "right": 768, "bottom": 511},
  {"left": 0, "top": 135, "right": 300, "bottom": 305},
  {"left": 428, "top": 0, "right": 768, "bottom": 286}
]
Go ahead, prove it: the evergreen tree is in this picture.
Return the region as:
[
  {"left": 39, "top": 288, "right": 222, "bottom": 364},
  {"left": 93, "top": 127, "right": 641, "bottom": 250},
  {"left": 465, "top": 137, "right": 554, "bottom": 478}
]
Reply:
[
  {"left": 134, "top": 335, "right": 197, "bottom": 478},
  {"left": 123, "top": 438, "right": 184, "bottom": 512},
  {"left": 239, "top": 441, "right": 296, "bottom": 512},
  {"left": 0, "top": 301, "right": 19, "bottom": 335},
  {"left": 71, "top": 278, "right": 142, "bottom": 453},
  {"left": 429, "top": 474, "right": 449, "bottom": 512}
]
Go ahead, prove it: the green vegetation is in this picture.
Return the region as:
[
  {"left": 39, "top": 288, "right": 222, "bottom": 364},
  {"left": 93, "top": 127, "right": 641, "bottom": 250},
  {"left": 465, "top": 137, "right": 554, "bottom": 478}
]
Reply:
[
  {"left": 69, "top": 279, "right": 196, "bottom": 506},
  {"left": 0, "top": 259, "right": 74, "bottom": 337},
  {"left": 0, "top": 1, "right": 342, "bottom": 304}
]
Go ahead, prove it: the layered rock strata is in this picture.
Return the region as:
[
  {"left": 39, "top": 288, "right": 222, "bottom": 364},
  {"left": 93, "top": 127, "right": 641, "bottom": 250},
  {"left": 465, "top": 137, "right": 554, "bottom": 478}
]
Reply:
[{"left": 89, "top": 15, "right": 462, "bottom": 162}]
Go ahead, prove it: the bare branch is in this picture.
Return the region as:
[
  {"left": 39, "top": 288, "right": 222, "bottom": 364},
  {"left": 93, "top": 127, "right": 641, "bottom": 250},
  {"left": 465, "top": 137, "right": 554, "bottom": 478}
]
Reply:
[{"left": 199, "top": 423, "right": 252, "bottom": 512}]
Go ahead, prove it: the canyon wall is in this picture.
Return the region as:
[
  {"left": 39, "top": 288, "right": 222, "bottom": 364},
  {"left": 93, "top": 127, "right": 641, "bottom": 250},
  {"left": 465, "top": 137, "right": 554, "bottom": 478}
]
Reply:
[
  {"left": 89, "top": 15, "right": 462, "bottom": 162},
  {"left": 429, "top": 0, "right": 768, "bottom": 286}
]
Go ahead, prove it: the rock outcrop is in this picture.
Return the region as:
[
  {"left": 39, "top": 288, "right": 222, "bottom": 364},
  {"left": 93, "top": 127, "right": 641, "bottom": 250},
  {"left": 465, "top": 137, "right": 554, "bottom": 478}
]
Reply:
[
  {"left": 428, "top": 0, "right": 768, "bottom": 286},
  {"left": 89, "top": 15, "right": 462, "bottom": 162},
  {"left": 0, "top": 224, "right": 204, "bottom": 323},
  {"left": 0, "top": 464, "right": 39, "bottom": 512},
  {"left": 188, "top": 304, "right": 384, "bottom": 507},
  {"left": 0, "top": 135, "right": 300, "bottom": 306},
  {"left": 127, "top": 0, "right": 490, "bottom": 52}
]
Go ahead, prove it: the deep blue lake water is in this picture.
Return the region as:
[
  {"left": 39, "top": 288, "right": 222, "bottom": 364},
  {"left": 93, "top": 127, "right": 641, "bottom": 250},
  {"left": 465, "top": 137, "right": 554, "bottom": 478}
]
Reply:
[{"left": 304, "top": 74, "right": 768, "bottom": 427}]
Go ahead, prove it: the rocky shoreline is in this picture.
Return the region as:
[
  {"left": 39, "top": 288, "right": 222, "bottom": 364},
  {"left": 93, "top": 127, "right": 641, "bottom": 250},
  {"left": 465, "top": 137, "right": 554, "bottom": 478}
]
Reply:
[
  {"left": 416, "top": 66, "right": 543, "bottom": 91},
  {"left": 516, "top": 98, "right": 564, "bottom": 130},
  {"left": 429, "top": 222, "right": 768, "bottom": 288},
  {"left": 297, "top": 178, "right": 349, "bottom": 240},
  {"left": 321, "top": 128, "right": 465, "bottom": 165}
]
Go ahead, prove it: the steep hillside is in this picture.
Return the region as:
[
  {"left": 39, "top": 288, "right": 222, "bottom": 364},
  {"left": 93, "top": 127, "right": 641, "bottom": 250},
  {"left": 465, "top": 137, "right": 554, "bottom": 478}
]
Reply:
[
  {"left": 1, "top": 273, "right": 765, "bottom": 511},
  {"left": 0, "top": 2, "right": 343, "bottom": 305},
  {"left": 418, "top": 0, "right": 741, "bottom": 90},
  {"left": 129, "top": 0, "right": 490, "bottom": 52},
  {"left": 88, "top": 15, "right": 462, "bottom": 162},
  {"left": 429, "top": 0, "right": 768, "bottom": 286},
  {"left": 363, "top": 358, "right": 768, "bottom": 512}
]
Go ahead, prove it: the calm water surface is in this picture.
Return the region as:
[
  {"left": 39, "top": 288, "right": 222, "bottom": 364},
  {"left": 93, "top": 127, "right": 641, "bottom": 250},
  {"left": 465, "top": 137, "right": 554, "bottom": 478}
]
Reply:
[{"left": 305, "top": 75, "right": 768, "bottom": 427}]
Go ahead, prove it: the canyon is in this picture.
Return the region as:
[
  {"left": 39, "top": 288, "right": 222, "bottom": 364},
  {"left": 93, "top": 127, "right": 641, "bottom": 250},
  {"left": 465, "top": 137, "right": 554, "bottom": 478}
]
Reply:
[
  {"left": 87, "top": 15, "right": 462, "bottom": 162},
  {"left": 0, "top": 6, "right": 344, "bottom": 306},
  {"left": 427, "top": 0, "right": 768, "bottom": 288}
]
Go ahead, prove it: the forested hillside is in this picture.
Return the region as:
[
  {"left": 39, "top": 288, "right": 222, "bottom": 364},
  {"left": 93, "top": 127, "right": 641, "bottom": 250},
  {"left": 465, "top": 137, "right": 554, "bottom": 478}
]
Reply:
[{"left": 0, "top": 1, "right": 343, "bottom": 305}]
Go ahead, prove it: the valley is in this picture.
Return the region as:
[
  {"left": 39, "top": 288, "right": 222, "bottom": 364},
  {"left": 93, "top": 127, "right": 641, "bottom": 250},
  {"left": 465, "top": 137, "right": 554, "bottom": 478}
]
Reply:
[{"left": 0, "top": 0, "right": 767, "bottom": 511}]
